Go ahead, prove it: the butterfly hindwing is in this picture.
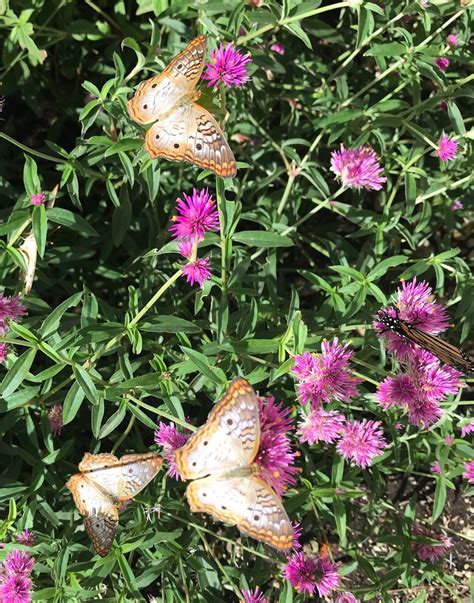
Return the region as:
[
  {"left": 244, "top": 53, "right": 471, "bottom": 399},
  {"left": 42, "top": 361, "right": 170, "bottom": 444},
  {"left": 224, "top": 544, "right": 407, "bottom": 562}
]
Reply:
[
  {"left": 84, "top": 507, "right": 118, "bottom": 557},
  {"left": 175, "top": 378, "right": 260, "bottom": 480},
  {"left": 186, "top": 474, "right": 293, "bottom": 551}
]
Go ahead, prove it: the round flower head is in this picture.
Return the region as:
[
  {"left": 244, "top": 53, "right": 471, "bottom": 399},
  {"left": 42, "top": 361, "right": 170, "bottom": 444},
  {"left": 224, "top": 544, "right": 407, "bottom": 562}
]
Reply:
[
  {"left": 0, "top": 574, "right": 33, "bottom": 603},
  {"left": 203, "top": 43, "right": 251, "bottom": 89},
  {"left": 17, "top": 530, "right": 35, "bottom": 547},
  {"left": 0, "top": 295, "right": 27, "bottom": 334},
  {"left": 181, "top": 257, "right": 212, "bottom": 288},
  {"left": 336, "top": 419, "right": 386, "bottom": 468},
  {"left": 450, "top": 199, "right": 463, "bottom": 211},
  {"left": 271, "top": 43, "right": 285, "bottom": 55},
  {"left": 411, "top": 524, "right": 453, "bottom": 562},
  {"left": 436, "top": 133, "right": 459, "bottom": 162},
  {"left": 298, "top": 407, "right": 345, "bottom": 444},
  {"left": 292, "top": 340, "right": 362, "bottom": 407},
  {"left": 48, "top": 404, "right": 63, "bottom": 436},
  {"left": 242, "top": 587, "right": 268, "bottom": 603},
  {"left": 3, "top": 550, "right": 35, "bottom": 576},
  {"left": 336, "top": 593, "right": 359, "bottom": 603},
  {"left": 330, "top": 145, "right": 387, "bottom": 191},
  {"left": 30, "top": 192, "right": 46, "bottom": 206},
  {"left": 154, "top": 421, "right": 190, "bottom": 480},
  {"left": 0, "top": 343, "right": 8, "bottom": 363},
  {"left": 435, "top": 57, "right": 450, "bottom": 71},
  {"left": 283, "top": 552, "right": 340, "bottom": 597},
  {"left": 169, "top": 188, "right": 219, "bottom": 243},
  {"left": 431, "top": 461, "right": 441, "bottom": 475},
  {"left": 254, "top": 395, "right": 298, "bottom": 495},
  {"left": 463, "top": 460, "right": 474, "bottom": 484},
  {"left": 447, "top": 34, "right": 458, "bottom": 47},
  {"left": 460, "top": 421, "right": 474, "bottom": 438}
]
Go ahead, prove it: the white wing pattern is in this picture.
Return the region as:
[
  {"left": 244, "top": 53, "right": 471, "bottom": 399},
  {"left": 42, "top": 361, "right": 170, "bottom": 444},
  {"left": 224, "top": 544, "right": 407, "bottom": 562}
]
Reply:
[
  {"left": 66, "top": 452, "right": 162, "bottom": 556},
  {"left": 175, "top": 378, "right": 294, "bottom": 551}
]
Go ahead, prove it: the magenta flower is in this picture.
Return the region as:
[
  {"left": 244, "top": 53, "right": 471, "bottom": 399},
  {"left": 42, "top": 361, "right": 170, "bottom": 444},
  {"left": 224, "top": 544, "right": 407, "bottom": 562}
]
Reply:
[
  {"left": 242, "top": 587, "right": 268, "bottom": 603},
  {"left": 283, "top": 552, "right": 340, "bottom": 597},
  {"left": 411, "top": 524, "right": 453, "bottom": 562},
  {"left": 463, "top": 460, "right": 474, "bottom": 484},
  {"left": 330, "top": 145, "right": 387, "bottom": 191},
  {"left": 439, "top": 100, "right": 448, "bottom": 111},
  {"left": 446, "top": 34, "right": 458, "bottom": 47},
  {"left": 377, "top": 373, "right": 418, "bottom": 409},
  {"left": 336, "top": 593, "right": 359, "bottom": 603},
  {"left": 17, "top": 530, "right": 35, "bottom": 547},
  {"left": 181, "top": 257, "right": 212, "bottom": 288},
  {"left": 30, "top": 193, "right": 46, "bottom": 206},
  {"left": 431, "top": 461, "right": 441, "bottom": 474},
  {"left": 435, "top": 57, "right": 450, "bottom": 71},
  {"left": 178, "top": 239, "right": 194, "bottom": 260},
  {"left": 0, "top": 574, "right": 33, "bottom": 603},
  {"left": 3, "top": 550, "right": 35, "bottom": 576},
  {"left": 254, "top": 395, "right": 298, "bottom": 495},
  {"left": 154, "top": 421, "right": 190, "bottom": 479},
  {"left": 444, "top": 434, "right": 454, "bottom": 446},
  {"left": 374, "top": 278, "right": 450, "bottom": 362},
  {"left": 291, "top": 522, "right": 303, "bottom": 550},
  {"left": 270, "top": 43, "right": 285, "bottom": 55},
  {"left": 0, "top": 295, "right": 27, "bottom": 334},
  {"left": 460, "top": 421, "right": 474, "bottom": 438},
  {"left": 203, "top": 43, "right": 251, "bottom": 89},
  {"left": 450, "top": 199, "right": 463, "bottom": 211},
  {"left": 169, "top": 188, "right": 219, "bottom": 244},
  {"left": 298, "top": 408, "right": 345, "bottom": 444},
  {"left": 336, "top": 419, "right": 386, "bottom": 468},
  {"left": 0, "top": 343, "right": 8, "bottom": 363},
  {"left": 436, "top": 133, "right": 459, "bottom": 162},
  {"left": 292, "top": 340, "right": 362, "bottom": 407},
  {"left": 48, "top": 404, "right": 63, "bottom": 436}
]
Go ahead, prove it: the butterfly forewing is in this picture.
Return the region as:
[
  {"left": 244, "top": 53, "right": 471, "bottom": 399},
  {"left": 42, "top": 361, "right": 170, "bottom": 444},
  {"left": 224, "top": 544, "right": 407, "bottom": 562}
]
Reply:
[
  {"left": 186, "top": 474, "right": 294, "bottom": 551},
  {"left": 175, "top": 378, "right": 260, "bottom": 480}
]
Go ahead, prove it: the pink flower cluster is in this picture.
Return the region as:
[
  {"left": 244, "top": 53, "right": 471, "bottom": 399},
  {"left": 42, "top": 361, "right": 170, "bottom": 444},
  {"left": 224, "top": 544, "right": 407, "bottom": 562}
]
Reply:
[
  {"left": 283, "top": 552, "right": 340, "bottom": 597},
  {"left": 154, "top": 421, "right": 190, "bottom": 479},
  {"left": 0, "top": 294, "right": 27, "bottom": 364},
  {"left": 293, "top": 340, "right": 386, "bottom": 468},
  {"left": 375, "top": 279, "right": 462, "bottom": 428},
  {"left": 47, "top": 404, "right": 63, "bottom": 437},
  {"left": 411, "top": 524, "right": 452, "bottom": 562},
  {"left": 0, "top": 550, "right": 35, "bottom": 602},
  {"left": 203, "top": 43, "right": 251, "bottom": 89},
  {"left": 169, "top": 188, "right": 219, "bottom": 288},
  {"left": 330, "top": 145, "right": 387, "bottom": 191}
]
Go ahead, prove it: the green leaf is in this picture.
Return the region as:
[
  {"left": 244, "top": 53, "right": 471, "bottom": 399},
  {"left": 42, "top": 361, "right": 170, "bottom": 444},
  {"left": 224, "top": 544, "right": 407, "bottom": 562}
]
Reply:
[
  {"left": 232, "top": 231, "right": 293, "bottom": 248},
  {"left": 39, "top": 292, "right": 83, "bottom": 338},
  {"left": 365, "top": 42, "right": 407, "bottom": 57},
  {"left": 23, "top": 155, "right": 41, "bottom": 196},
  {"left": 180, "top": 347, "right": 227, "bottom": 385},
  {"left": 0, "top": 348, "right": 36, "bottom": 397},
  {"left": 432, "top": 479, "right": 447, "bottom": 522},
  {"left": 333, "top": 497, "right": 347, "bottom": 547},
  {"left": 73, "top": 365, "right": 99, "bottom": 404},
  {"left": 63, "top": 382, "right": 86, "bottom": 424},
  {"left": 141, "top": 316, "right": 202, "bottom": 334},
  {"left": 367, "top": 256, "right": 407, "bottom": 280},
  {"left": 99, "top": 401, "right": 127, "bottom": 438},
  {"left": 47, "top": 208, "right": 98, "bottom": 236},
  {"left": 32, "top": 204, "right": 47, "bottom": 257},
  {"left": 104, "top": 138, "right": 143, "bottom": 157}
]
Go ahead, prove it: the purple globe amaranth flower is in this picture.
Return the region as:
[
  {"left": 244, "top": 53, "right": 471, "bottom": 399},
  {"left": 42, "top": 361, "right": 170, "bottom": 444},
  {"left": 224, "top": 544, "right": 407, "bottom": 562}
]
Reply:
[
  {"left": 181, "top": 257, "right": 212, "bottom": 288},
  {"left": 283, "top": 552, "right": 340, "bottom": 597},
  {"left": 436, "top": 133, "right": 459, "bottom": 162},
  {"left": 336, "top": 593, "right": 360, "bottom": 603},
  {"left": 377, "top": 373, "right": 418, "bottom": 410},
  {"left": 292, "top": 340, "right": 362, "bottom": 407},
  {"left": 450, "top": 199, "right": 463, "bottom": 211},
  {"left": 0, "top": 343, "right": 8, "bottom": 364},
  {"left": 177, "top": 239, "right": 195, "bottom": 260},
  {"left": 0, "top": 295, "right": 27, "bottom": 335},
  {"left": 0, "top": 574, "right": 33, "bottom": 603},
  {"left": 411, "top": 524, "right": 453, "bottom": 562},
  {"left": 242, "top": 587, "right": 268, "bottom": 603},
  {"left": 463, "top": 460, "right": 474, "bottom": 484},
  {"left": 254, "top": 395, "right": 298, "bottom": 496},
  {"left": 336, "top": 419, "right": 386, "bottom": 468},
  {"left": 3, "top": 550, "right": 35, "bottom": 576},
  {"left": 435, "top": 57, "right": 450, "bottom": 71},
  {"left": 271, "top": 43, "right": 285, "bottom": 55},
  {"left": 374, "top": 278, "right": 450, "bottom": 362},
  {"left": 169, "top": 188, "right": 219, "bottom": 244},
  {"left": 431, "top": 461, "right": 441, "bottom": 474},
  {"left": 298, "top": 407, "right": 345, "bottom": 444},
  {"left": 48, "top": 404, "right": 63, "bottom": 436},
  {"left": 330, "top": 145, "right": 387, "bottom": 191},
  {"left": 30, "top": 193, "right": 46, "bottom": 206},
  {"left": 203, "top": 42, "right": 251, "bottom": 89},
  {"left": 17, "top": 530, "right": 35, "bottom": 547},
  {"left": 154, "top": 421, "right": 190, "bottom": 480},
  {"left": 460, "top": 421, "right": 474, "bottom": 438},
  {"left": 439, "top": 100, "right": 449, "bottom": 111},
  {"left": 446, "top": 34, "right": 458, "bottom": 47}
]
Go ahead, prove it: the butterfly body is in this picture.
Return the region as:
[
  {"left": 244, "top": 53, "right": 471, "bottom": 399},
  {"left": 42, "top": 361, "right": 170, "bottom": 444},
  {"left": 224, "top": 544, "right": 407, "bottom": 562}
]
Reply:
[
  {"left": 66, "top": 452, "right": 162, "bottom": 556},
  {"left": 175, "top": 378, "right": 294, "bottom": 551},
  {"left": 377, "top": 307, "right": 473, "bottom": 373},
  {"left": 128, "top": 35, "right": 237, "bottom": 177}
]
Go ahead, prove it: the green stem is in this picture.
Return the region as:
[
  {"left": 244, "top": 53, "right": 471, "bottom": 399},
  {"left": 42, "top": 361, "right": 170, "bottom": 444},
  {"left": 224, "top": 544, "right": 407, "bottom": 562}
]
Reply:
[
  {"left": 127, "top": 395, "right": 196, "bottom": 432},
  {"left": 111, "top": 414, "right": 136, "bottom": 454},
  {"left": 0, "top": 133, "right": 66, "bottom": 164},
  {"left": 215, "top": 178, "right": 228, "bottom": 292}
]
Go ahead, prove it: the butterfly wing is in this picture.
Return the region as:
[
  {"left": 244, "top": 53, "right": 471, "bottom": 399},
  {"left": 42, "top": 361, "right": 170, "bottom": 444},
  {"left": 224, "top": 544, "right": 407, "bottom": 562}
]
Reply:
[
  {"left": 78, "top": 452, "right": 162, "bottom": 500},
  {"left": 128, "top": 35, "right": 206, "bottom": 125},
  {"left": 186, "top": 474, "right": 294, "bottom": 551},
  {"left": 84, "top": 507, "right": 118, "bottom": 557},
  {"left": 175, "top": 378, "right": 260, "bottom": 480},
  {"left": 144, "top": 102, "right": 237, "bottom": 177}
]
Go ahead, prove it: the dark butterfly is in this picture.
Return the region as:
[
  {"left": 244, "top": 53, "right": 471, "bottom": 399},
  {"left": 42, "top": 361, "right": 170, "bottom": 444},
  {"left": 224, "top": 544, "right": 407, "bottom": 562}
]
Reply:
[{"left": 376, "top": 307, "right": 473, "bottom": 374}]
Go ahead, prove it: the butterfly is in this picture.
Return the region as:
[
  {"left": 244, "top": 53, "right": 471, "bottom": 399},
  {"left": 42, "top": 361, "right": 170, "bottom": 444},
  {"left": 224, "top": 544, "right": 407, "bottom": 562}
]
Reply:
[
  {"left": 376, "top": 307, "right": 474, "bottom": 373},
  {"left": 127, "top": 35, "right": 237, "bottom": 178},
  {"left": 175, "top": 378, "right": 294, "bottom": 551},
  {"left": 66, "top": 452, "right": 163, "bottom": 556}
]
